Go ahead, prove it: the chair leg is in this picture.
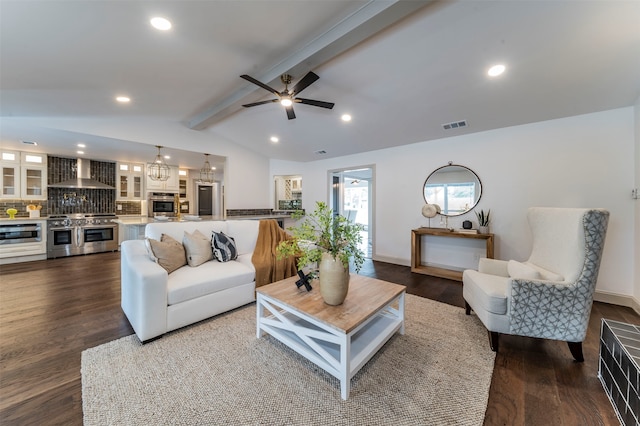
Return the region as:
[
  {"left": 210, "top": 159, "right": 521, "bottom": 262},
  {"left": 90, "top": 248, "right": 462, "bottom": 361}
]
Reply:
[
  {"left": 567, "top": 341, "right": 584, "bottom": 362},
  {"left": 465, "top": 301, "right": 471, "bottom": 315},
  {"left": 488, "top": 331, "right": 499, "bottom": 352}
]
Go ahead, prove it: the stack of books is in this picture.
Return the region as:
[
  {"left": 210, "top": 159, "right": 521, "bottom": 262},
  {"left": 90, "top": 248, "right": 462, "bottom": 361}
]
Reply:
[{"left": 457, "top": 229, "right": 479, "bottom": 234}]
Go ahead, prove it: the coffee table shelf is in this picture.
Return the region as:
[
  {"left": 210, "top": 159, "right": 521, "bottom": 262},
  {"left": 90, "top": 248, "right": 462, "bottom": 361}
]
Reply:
[{"left": 256, "top": 275, "right": 405, "bottom": 399}]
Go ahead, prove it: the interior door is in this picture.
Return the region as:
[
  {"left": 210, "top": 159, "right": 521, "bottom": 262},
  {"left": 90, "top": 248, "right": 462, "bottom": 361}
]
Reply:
[{"left": 198, "top": 185, "right": 213, "bottom": 216}]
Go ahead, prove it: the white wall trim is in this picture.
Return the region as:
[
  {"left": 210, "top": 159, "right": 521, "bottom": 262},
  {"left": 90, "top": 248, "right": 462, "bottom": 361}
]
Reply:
[
  {"left": 594, "top": 291, "right": 640, "bottom": 315},
  {"left": 372, "top": 254, "right": 409, "bottom": 266}
]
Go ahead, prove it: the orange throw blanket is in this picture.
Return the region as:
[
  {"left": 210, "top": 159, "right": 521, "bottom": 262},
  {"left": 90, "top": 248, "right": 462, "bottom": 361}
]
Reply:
[{"left": 252, "top": 219, "right": 298, "bottom": 288}]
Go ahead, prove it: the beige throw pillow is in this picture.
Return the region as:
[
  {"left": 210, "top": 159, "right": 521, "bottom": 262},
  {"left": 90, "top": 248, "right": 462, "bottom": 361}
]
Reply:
[
  {"left": 183, "top": 230, "right": 213, "bottom": 267},
  {"left": 146, "top": 234, "right": 187, "bottom": 274},
  {"left": 507, "top": 260, "right": 541, "bottom": 280}
]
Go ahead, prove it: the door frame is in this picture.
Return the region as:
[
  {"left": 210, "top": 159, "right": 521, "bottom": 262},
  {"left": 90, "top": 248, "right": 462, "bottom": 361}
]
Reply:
[{"left": 327, "top": 165, "right": 375, "bottom": 258}]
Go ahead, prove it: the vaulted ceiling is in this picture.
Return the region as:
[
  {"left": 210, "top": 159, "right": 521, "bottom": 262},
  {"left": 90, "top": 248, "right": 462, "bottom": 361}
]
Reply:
[{"left": 1, "top": 0, "right": 639, "bottom": 170}]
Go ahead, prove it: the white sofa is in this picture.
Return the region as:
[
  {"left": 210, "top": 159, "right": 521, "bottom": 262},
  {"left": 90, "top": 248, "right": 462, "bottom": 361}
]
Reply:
[{"left": 120, "top": 219, "right": 260, "bottom": 343}]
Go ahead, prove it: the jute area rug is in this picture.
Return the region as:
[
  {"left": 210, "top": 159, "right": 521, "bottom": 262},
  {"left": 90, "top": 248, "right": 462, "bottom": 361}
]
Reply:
[{"left": 82, "top": 294, "right": 495, "bottom": 425}]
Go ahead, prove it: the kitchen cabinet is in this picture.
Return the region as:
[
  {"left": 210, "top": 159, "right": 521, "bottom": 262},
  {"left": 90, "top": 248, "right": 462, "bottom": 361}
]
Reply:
[
  {"left": 179, "top": 170, "right": 188, "bottom": 199},
  {"left": 117, "top": 162, "right": 144, "bottom": 200},
  {"left": 146, "top": 164, "right": 179, "bottom": 192},
  {"left": 0, "top": 150, "right": 46, "bottom": 200}
]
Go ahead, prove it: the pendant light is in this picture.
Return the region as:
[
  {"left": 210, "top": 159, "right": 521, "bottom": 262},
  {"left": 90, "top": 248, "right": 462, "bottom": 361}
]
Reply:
[
  {"left": 147, "top": 145, "right": 171, "bottom": 181},
  {"left": 198, "top": 153, "right": 214, "bottom": 184}
]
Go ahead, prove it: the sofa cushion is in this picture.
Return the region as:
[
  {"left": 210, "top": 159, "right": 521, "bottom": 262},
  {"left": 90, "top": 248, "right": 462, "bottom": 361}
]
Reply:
[
  {"left": 167, "top": 260, "right": 255, "bottom": 305},
  {"left": 146, "top": 234, "right": 187, "bottom": 274},
  {"left": 183, "top": 230, "right": 213, "bottom": 267},
  {"left": 462, "top": 269, "right": 509, "bottom": 315},
  {"left": 212, "top": 231, "right": 238, "bottom": 262},
  {"left": 507, "top": 260, "right": 541, "bottom": 280},
  {"left": 226, "top": 220, "right": 260, "bottom": 255}
]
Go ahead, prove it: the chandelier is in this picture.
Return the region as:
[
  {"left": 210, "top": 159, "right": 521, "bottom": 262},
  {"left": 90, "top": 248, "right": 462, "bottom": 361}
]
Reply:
[
  {"left": 198, "top": 153, "right": 215, "bottom": 184},
  {"left": 147, "top": 145, "right": 171, "bottom": 181}
]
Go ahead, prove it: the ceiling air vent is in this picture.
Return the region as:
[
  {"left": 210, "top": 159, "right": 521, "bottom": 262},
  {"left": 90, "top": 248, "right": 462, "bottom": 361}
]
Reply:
[
  {"left": 314, "top": 150, "right": 327, "bottom": 155},
  {"left": 442, "top": 120, "right": 468, "bottom": 130},
  {"left": 21, "top": 140, "right": 38, "bottom": 145}
]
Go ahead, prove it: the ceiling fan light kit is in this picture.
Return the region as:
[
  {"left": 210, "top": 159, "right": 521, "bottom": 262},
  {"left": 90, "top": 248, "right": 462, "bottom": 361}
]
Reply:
[{"left": 240, "top": 71, "right": 335, "bottom": 120}]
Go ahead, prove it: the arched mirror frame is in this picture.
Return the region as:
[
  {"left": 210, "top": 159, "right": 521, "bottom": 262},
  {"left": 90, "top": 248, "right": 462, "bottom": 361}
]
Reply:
[{"left": 423, "top": 163, "right": 482, "bottom": 217}]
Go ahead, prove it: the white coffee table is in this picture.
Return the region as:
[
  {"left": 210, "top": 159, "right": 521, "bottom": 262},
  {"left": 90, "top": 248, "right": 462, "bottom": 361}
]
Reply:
[{"left": 256, "top": 274, "right": 405, "bottom": 399}]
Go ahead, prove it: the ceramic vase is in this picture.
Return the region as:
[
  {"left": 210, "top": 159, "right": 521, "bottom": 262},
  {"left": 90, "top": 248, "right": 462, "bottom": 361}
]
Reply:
[
  {"left": 479, "top": 225, "right": 490, "bottom": 234},
  {"left": 318, "top": 252, "right": 350, "bottom": 305}
]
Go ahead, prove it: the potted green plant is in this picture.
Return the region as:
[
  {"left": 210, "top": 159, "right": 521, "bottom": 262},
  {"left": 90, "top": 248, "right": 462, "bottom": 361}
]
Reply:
[
  {"left": 277, "top": 201, "right": 365, "bottom": 305},
  {"left": 475, "top": 209, "right": 491, "bottom": 234}
]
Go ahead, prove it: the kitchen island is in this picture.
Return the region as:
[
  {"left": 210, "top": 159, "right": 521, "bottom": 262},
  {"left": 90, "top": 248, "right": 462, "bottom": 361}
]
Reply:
[{"left": 114, "top": 213, "right": 293, "bottom": 243}]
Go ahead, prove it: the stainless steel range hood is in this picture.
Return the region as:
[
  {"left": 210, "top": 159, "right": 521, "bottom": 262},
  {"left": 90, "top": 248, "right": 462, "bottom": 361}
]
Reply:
[{"left": 48, "top": 158, "right": 115, "bottom": 189}]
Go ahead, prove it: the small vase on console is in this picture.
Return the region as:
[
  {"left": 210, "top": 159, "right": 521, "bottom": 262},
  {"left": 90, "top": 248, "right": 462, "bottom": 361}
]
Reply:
[{"left": 479, "top": 226, "right": 490, "bottom": 234}]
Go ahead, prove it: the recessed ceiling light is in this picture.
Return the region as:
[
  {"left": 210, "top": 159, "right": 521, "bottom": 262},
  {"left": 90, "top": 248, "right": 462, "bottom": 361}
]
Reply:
[
  {"left": 487, "top": 64, "right": 506, "bottom": 77},
  {"left": 164, "top": 155, "right": 170, "bottom": 159},
  {"left": 77, "top": 151, "right": 84, "bottom": 155},
  {"left": 341, "top": 114, "right": 352, "bottom": 122},
  {"left": 150, "top": 17, "right": 172, "bottom": 31},
  {"left": 270, "top": 136, "right": 279, "bottom": 143},
  {"left": 77, "top": 143, "right": 86, "bottom": 148},
  {"left": 116, "top": 96, "right": 130, "bottom": 103}
]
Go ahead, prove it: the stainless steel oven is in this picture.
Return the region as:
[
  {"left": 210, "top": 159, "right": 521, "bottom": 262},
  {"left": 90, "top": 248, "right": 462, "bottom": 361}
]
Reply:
[
  {"left": 148, "top": 193, "right": 177, "bottom": 217},
  {"left": 47, "top": 214, "right": 118, "bottom": 258},
  {"left": 0, "top": 222, "right": 42, "bottom": 245}
]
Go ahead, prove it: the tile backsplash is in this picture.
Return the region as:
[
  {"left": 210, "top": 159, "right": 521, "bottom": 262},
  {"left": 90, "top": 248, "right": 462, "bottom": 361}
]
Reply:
[{"left": 47, "top": 156, "right": 116, "bottom": 214}]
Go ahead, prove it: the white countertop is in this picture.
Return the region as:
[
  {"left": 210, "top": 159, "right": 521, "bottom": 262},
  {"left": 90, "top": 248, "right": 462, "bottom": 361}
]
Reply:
[
  {"left": 114, "top": 214, "right": 291, "bottom": 226},
  {"left": 0, "top": 217, "right": 46, "bottom": 224}
]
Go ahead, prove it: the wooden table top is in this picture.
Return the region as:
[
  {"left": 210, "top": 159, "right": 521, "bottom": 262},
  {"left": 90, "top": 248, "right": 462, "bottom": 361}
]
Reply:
[{"left": 257, "top": 274, "right": 406, "bottom": 334}]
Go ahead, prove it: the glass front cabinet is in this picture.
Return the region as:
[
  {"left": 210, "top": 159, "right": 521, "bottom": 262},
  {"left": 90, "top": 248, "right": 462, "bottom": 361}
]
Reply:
[
  {"left": 0, "top": 150, "right": 46, "bottom": 200},
  {"left": 117, "top": 162, "right": 145, "bottom": 200}
]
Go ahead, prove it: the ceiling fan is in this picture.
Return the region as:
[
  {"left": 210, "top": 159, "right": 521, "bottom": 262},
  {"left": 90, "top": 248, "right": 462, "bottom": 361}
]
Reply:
[{"left": 240, "top": 71, "right": 335, "bottom": 120}]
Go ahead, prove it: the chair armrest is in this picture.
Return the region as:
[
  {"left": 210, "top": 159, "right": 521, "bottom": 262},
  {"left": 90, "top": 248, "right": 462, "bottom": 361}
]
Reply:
[
  {"left": 508, "top": 279, "right": 590, "bottom": 342},
  {"left": 120, "top": 240, "right": 169, "bottom": 342},
  {"left": 478, "top": 258, "right": 509, "bottom": 277}
]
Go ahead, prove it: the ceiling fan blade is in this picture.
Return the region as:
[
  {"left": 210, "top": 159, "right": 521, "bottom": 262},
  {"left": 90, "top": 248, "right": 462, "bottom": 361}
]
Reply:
[
  {"left": 295, "top": 98, "right": 335, "bottom": 109},
  {"left": 285, "top": 105, "right": 296, "bottom": 120},
  {"left": 240, "top": 75, "right": 280, "bottom": 97},
  {"left": 290, "top": 71, "right": 319, "bottom": 96},
  {"left": 242, "top": 99, "right": 279, "bottom": 108}
]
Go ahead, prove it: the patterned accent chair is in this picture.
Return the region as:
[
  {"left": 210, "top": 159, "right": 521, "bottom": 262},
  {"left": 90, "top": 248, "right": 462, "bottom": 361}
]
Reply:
[{"left": 462, "top": 207, "right": 609, "bottom": 362}]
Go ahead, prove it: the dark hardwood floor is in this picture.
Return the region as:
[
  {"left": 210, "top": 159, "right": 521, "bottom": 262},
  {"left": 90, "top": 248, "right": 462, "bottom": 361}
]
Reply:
[{"left": 1, "top": 252, "right": 637, "bottom": 425}]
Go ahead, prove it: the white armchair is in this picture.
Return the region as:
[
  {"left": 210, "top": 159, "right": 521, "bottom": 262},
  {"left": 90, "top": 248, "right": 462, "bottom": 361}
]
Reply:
[{"left": 462, "top": 207, "right": 609, "bottom": 361}]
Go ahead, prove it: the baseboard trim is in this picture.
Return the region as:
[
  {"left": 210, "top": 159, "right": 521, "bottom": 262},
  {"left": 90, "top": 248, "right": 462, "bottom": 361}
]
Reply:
[
  {"left": 370, "top": 256, "right": 639, "bottom": 313},
  {"left": 371, "top": 254, "right": 409, "bottom": 267},
  {"left": 594, "top": 291, "right": 640, "bottom": 315}
]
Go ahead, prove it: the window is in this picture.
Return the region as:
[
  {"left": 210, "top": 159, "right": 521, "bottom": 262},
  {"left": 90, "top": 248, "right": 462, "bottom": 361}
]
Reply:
[{"left": 425, "top": 182, "right": 475, "bottom": 215}]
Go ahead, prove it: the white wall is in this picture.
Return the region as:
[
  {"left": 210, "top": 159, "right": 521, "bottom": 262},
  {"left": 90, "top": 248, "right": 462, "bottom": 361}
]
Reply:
[
  {"left": 634, "top": 98, "right": 640, "bottom": 306},
  {"left": 271, "top": 107, "right": 636, "bottom": 298}
]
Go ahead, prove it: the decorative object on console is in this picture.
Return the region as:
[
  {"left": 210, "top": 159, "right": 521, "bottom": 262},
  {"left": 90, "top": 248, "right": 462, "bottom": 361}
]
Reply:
[
  {"left": 5, "top": 208, "right": 17, "bottom": 219},
  {"left": 462, "top": 220, "right": 472, "bottom": 229},
  {"left": 198, "top": 153, "right": 214, "bottom": 184},
  {"left": 475, "top": 209, "right": 491, "bottom": 234},
  {"left": 421, "top": 203, "right": 440, "bottom": 227},
  {"left": 276, "top": 201, "right": 364, "bottom": 305},
  {"left": 147, "top": 145, "right": 171, "bottom": 181}
]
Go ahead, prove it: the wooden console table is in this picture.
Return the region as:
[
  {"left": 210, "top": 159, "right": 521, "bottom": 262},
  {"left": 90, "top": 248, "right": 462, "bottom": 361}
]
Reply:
[{"left": 411, "top": 228, "right": 494, "bottom": 281}]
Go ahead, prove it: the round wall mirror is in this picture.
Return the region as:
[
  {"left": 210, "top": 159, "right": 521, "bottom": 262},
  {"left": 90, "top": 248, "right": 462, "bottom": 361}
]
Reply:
[{"left": 423, "top": 164, "right": 482, "bottom": 216}]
